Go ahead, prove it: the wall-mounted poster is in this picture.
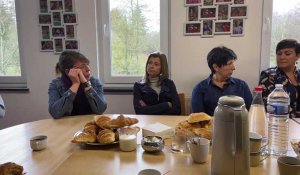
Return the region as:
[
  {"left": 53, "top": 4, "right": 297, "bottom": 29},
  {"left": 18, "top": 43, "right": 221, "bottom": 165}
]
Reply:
[
  {"left": 41, "top": 40, "right": 54, "bottom": 51},
  {"left": 50, "top": 0, "right": 63, "bottom": 11},
  {"left": 65, "top": 40, "right": 79, "bottom": 50},
  {"left": 54, "top": 38, "right": 64, "bottom": 54},
  {"left": 231, "top": 18, "right": 244, "bottom": 36},
  {"left": 185, "top": 0, "right": 202, "bottom": 6},
  {"left": 200, "top": 7, "right": 217, "bottom": 20},
  {"left": 184, "top": 22, "right": 201, "bottom": 35},
  {"left": 183, "top": 0, "right": 248, "bottom": 37},
  {"left": 65, "top": 25, "right": 76, "bottom": 39},
  {"left": 41, "top": 25, "right": 51, "bottom": 39},
  {"left": 64, "top": 0, "right": 74, "bottom": 12},
  {"left": 40, "top": 0, "right": 48, "bottom": 13},
  {"left": 187, "top": 6, "right": 199, "bottom": 21},
  {"left": 201, "top": 20, "right": 213, "bottom": 37},
  {"left": 230, "top": 5, "right": 247, "bottom": 18},
  {"left": 218, "top": 4, "right": 229, "bottom": 20},
  {"left": 39, "top": 0, "right": 78, "bottom": 54},
  {"left": 214, "top": 21, "right": 231, "bottom": 34}
]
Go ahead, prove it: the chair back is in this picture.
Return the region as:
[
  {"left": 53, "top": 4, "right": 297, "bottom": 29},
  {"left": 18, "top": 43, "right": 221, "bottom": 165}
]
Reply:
[{"left": 178, "top": 93, "right": 186, "bottom": 116}]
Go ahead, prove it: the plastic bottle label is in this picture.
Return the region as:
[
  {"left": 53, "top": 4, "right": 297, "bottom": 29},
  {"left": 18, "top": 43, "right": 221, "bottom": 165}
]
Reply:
[{"left": 267, "top": 103, "right": 289, "bottom": 115}]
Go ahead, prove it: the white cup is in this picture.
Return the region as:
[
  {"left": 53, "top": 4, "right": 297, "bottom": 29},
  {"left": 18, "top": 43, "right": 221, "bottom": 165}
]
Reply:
[
  {"left": 30, "top": 135, "right": 47, "bottom": 151},
  {"left": 187, "top": 137, "right": 209, "bottom": 163},
  {"left": 118, "top": 127, "right": 137, "bottom": 152}
]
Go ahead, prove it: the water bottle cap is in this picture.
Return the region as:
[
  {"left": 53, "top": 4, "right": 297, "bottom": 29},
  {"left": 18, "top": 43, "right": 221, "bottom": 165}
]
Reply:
[
  {"left": 254, "top": 86, "right": 263, "bottom": 92},
  {"left": 275, "top": 84, "right": 283, "bottom": 88}
]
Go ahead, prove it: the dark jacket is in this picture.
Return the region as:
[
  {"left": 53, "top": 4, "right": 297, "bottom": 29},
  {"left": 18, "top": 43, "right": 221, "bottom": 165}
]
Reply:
[{"left": 133, "top": 79, "right": 181, "bottom": 115}]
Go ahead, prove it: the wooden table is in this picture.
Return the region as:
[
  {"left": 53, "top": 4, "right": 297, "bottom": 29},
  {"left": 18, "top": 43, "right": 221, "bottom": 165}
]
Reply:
[{"left": 0, "top": 115, "right": 299, "bottom": 175}]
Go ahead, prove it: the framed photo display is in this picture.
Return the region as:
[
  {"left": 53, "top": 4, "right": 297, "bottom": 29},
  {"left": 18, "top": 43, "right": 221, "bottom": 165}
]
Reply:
[
  {"left": 38, "top": 0, "right": 79, "bottom": 54},
  {"left": 183, "top": 0, "right": 248, "bottom": 37},
  {"left": 184, "top": 22, "right": 201, "bottom": 35}
]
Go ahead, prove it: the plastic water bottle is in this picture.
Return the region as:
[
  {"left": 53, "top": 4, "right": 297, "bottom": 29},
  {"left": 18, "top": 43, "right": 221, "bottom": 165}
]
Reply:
[
  {"left": 249, "top": 86, "right": 268, "bottom": 146},
  {"left": 266, "top": 84, "right": 289, "bottom": 156}
]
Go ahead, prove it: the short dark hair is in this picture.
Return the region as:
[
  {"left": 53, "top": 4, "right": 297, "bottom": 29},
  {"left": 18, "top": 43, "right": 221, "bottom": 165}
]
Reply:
[
  {"left": 207, "top": 46, "right": 237, "bottom": 73},
  {"left": 55, "top": 50, "right": 89, "bottom": 75},
  {"left": 276, "top": 39, "right": 300, "bottom": 54}
]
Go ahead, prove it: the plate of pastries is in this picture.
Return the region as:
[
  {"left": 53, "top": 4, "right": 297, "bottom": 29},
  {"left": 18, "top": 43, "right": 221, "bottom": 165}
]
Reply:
[
  {"left": 175, "top": 112, "right": 213, "bottom": 140},
  {"left": 71, "top": 114, "right": 139, "bottom": 145}
]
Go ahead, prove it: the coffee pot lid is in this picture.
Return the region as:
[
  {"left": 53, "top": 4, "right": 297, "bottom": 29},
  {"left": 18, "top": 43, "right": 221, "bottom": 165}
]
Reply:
[{"left": 218, "top": 95, "right": 245, "bottom": 107}]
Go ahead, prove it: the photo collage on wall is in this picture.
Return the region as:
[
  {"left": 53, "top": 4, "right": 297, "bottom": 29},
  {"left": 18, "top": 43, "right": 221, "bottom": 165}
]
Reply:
[
  {"left": 39, "top": 0, "right": 79, "bottom": 54},
  {"left": 184, "top": 0, "right": 247, "bottom": 37}
]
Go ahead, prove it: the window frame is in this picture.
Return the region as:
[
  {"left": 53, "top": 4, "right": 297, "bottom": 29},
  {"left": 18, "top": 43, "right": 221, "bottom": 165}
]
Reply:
[
  {"left": 260, "top": 0, "right": 273, "bottom": 73},
  {"left": 0, "top": 0, "right": 27, "bottom": 89},
  {"left": 95, "top": 0, "right": 170, "bottom": 87}
]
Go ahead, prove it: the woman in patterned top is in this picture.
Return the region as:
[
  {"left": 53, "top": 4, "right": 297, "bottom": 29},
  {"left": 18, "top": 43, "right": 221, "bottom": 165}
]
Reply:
[{"left": 259, "top": 39, "right": 300, "bottom": 117}]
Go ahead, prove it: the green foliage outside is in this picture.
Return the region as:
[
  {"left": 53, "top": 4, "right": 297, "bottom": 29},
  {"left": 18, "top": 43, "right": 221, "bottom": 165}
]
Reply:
[
  {"left": 110, "top": 0, "right": 160, "bottom": 76},
  {"left": 270, "top": 3, "right": 300, "bottom": 69},
  {"left": 0, "top": 0, "right": 20, "bottom": 76}
]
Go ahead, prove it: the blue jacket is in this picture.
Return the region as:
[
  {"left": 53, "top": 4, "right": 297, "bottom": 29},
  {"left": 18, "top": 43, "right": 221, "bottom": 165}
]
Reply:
[
  {"left": 192, "top": 74, "right": 252, "bottom": 116},
  {"left": 133, "top": 79, "right": 181, "bottom": 115},
  {"left": 48, "top": 76, "right": 107, "bottom": 119}
]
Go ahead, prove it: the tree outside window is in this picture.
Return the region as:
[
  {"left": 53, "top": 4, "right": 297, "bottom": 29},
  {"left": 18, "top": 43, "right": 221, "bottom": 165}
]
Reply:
[
  {"left": 0, "top": 0, "right": 21, "bottom": 76},
  {"left": 270, "top": 0, "right": 300, "bottom": 68},
  {"left": 110, "top": 0, "right": 160, "bottom": 76}
]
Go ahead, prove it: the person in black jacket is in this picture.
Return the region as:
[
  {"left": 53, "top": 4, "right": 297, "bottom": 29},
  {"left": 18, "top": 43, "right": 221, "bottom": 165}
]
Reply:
[{"left": 133, "top": 52, "right": 181, "bottom": 115}]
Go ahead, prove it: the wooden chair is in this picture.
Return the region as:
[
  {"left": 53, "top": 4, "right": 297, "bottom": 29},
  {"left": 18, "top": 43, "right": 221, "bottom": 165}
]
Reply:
[{"left": 178, "top": 93, "right": 186, "bottom": 116}]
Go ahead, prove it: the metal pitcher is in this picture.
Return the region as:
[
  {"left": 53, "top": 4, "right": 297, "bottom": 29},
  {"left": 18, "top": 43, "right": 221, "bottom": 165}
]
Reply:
[{"left": 211, "top": 95, "right": 250, "bottom": 175}]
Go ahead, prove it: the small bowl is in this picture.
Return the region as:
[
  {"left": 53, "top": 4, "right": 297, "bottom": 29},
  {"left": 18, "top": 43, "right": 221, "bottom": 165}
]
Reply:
[
  {"left": 290, "top": 139, "right": 300, "bottom": 157},
  {"left": 141, "top": 136, "right": 164, "bottom": 153}
]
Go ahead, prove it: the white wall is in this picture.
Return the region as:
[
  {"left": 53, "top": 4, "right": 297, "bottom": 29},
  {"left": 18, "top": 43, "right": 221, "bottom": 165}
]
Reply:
[{"left": 0, "top": 0, "right": 264, "bottom": 129}]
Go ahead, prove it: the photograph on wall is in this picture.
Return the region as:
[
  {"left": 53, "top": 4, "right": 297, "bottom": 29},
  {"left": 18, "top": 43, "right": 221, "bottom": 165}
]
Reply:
[
  {"left": 187, "top": 6, "right": 199, "bottom": 21},
  {"left": 39, "top": 14, "right": 52, "bottom": 24},
  {"left": 50, "top": 0, "right": 63, "bottom": 11},
  {"left": 184, "top": 22, "right": 201, "bottom": 35},
  {"left": 64, "top": 0, "right": 74, "bottom": 12},
  {"left": 214, "top": 0, "right": 233, "bottom": 4},
  {"left": 185, "top": 0, "right": 202, "bottom": 6},
  {"left": 214, "top": 21, "right": 231, "bottom": 34},
  {"left": 40, "top": 40, "right": 54, "bottom": 51},
  {"left": 65, "top": 25, "right": 76, "bottom": 39},
  {"left": 54, "top": 38, "right": 64, "bottom": 53},
  {"left": 201, "top": 20, "right": 213, "bottom": 37},
  {"left": 203, "top": 0, "right": 213, "bottom": 6},
  {"left": 200, "top": 7, "right": 217, "bottom": 19},
  {"left": 63, "top": 13, "right": 77, "bottom": 24},
  {"left": 234, "top": 0, "right": 245, "bottom": 4},
  {"left": 231, "top": 18, "right": 244, "bottom": 36},
  {"left": 218, "top": 4, "right": 229, "bottom": 20},
  {"left": 40, "top": 0, "right": 48, "bottom": 13},
  {"left": 52, "top": 27, "right": 65, "bottom": 37},
  {"left": 41, "top": 25, "right": 51, "bottom": 39},
  {"left": 230, "top": 5, "right": 247, "bottom": 18},
  {"left": 65, "top": 40, "right": 79, "bottom": 50},
  {"left": 52, "top": 12, "right": 62, "bottom": 26}
]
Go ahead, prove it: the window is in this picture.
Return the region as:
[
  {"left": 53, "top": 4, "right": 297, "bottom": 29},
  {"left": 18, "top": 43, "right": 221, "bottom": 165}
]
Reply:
[
  {"left": 96, "top": 0, "right": 169, "bottom": 86},
  {"left": 261, "top": 0, "right": 300, "bottom": 71},
  {"left": 0, "top": 0, "right": 26, "bottom": 89}
]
